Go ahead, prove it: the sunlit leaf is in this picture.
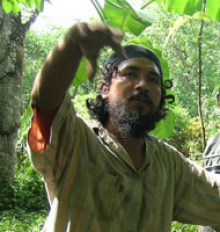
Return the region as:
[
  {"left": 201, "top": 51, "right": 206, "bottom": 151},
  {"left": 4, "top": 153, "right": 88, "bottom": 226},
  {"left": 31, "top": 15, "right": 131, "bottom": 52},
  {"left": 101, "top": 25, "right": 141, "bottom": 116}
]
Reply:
[
  {"left": 72, "top": 58, "right": 88, "bottom": 87},
  {"left": 153, "top": 0, "right": 202, "bottom": 15},
  {"left": 152, "top": 0, "right": 220, "bottom": 21},
  {"left": 2, "top": 0, "right": 13, "bottom": 13},
  {"left": 103, "top": 0, "right": 152, "bottom": 36},
  {"left": 206, "top": 0, "right": 220, "bottom": 21},
  {"left": 12, "top": 0, "right": 20, "bottom": 14},
  {"left": 150, "top": 109, "right": 175, "bottom": 138},
  {"left": 35, "top": 0, "right": 44, "bottom": 11},
  {"left": 2, "top": 0, "right": 44, "bottom": 14},
  {"left": 166, "top": 0, "right": 202, "bottom": 16},
  {"left": 192, "top": 12, "right": 212, "bottom": 21},
  {"left": 27, "top": 0, "right": 35, "bottom": 7}
]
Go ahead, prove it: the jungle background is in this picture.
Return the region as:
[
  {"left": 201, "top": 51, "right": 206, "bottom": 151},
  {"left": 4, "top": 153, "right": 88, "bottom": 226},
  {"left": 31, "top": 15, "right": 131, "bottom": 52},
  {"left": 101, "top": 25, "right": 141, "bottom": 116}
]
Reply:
[{"left": 0, "top": 0, "right": 220, "bottom": 231}]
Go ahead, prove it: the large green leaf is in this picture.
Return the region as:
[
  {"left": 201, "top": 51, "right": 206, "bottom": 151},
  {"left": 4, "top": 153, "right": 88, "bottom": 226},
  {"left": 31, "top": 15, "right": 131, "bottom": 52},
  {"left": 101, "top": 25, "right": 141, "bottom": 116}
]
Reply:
[
  {"left": 165, "top": 0, "right": 202, "bottom": 16},
  {"left": 206, "top": 0, "right": 220, "bottom": 21},
  {"left": 103, "top": 0, "right": 152, "bottom": 36},
  {"left": 151, "top": 0, "right": 220, "bottom": 21}
]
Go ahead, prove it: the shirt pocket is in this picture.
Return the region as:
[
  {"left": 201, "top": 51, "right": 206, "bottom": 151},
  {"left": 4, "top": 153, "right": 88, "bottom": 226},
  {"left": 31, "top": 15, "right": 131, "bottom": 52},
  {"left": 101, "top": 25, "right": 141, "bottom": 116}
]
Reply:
[{"left": 89, "top": 163, "right": 128, "bottom": 220}]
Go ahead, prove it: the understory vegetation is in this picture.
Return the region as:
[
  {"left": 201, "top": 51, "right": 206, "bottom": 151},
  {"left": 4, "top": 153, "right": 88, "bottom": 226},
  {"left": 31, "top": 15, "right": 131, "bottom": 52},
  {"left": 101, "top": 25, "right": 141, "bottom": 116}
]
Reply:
[{"left": 0, "top": 154, "right": 48, "bottom": 231}]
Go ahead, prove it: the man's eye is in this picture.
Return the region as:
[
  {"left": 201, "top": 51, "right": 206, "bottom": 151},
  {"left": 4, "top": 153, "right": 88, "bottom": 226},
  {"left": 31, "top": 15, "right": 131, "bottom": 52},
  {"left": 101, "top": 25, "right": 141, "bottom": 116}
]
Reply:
[
  {"left": 150, "top": 77, "right": 158, "bottom": 83},
  {"left": 125, "top": 72, "right": 138, "bottom": 78},
  {"left": 148, "top": 75, "right": 160, "bottom": 84}
]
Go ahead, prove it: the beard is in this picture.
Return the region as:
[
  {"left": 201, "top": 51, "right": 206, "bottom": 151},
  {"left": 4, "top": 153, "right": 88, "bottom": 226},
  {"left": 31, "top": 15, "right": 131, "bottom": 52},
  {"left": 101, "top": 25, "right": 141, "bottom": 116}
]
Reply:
[{"left": 108, "top": 93, "right": 161, "bottom": 140}]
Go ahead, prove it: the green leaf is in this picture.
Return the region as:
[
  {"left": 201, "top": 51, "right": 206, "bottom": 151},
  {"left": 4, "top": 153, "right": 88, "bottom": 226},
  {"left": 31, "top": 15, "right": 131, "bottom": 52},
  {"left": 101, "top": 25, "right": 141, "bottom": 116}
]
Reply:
[
  {"left": 150, "top": 109, "right": 175, "bottom": 139},
  {"left": 153, "top": 0, "right": 220, "bottom": 21},
  {"left": 35, "top": 0, "right": 43, "bottom": 10},
  {"left": 192, "top": 11, "right": 212, "bottom": 21},
  {"left": 206, "top": 0, "right": 220, "bottom": 21},
  {"left": 153, "top": 0, "right": 202, "bottom": 15},
  {"left": 2, "top": 0, "right": 13, "bottom": 13},
  {"left": 12, "top": 0, "right": 20, "bottom": 14},
  {"left": 103, "top": 0, "right": 152, "bottom": 36},
  {"left": 27, "top": 0, "right": 35, "bottom": 7},
  {"left": 2, "top": 0, "right": 44, "bottom": 14},
  {"left": 166, "top": 0, "right": 202, "bottom": 16},
  {"left": 72, "top": 58, "right": 88, "bottom": 87}
]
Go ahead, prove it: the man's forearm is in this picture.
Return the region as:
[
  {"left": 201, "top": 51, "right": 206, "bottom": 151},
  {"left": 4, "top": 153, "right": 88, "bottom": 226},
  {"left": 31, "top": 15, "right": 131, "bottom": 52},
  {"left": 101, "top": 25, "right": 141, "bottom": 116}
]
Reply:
[{"left": 31, "top": 27, "right": 82, "bottom": 112}]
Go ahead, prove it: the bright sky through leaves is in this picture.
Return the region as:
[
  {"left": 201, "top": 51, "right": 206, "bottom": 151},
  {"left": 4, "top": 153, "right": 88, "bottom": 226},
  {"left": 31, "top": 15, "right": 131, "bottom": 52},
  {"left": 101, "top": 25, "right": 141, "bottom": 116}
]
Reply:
[{"left": 31, "top": 0, "right": 100, "bottom": 31}]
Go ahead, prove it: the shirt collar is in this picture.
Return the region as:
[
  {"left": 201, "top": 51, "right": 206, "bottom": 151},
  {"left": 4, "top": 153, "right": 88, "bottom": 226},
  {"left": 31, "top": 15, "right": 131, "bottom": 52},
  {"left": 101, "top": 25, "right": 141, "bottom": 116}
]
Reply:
[{"left": 89, "top": 119, "right": 155, "bottom": 173}]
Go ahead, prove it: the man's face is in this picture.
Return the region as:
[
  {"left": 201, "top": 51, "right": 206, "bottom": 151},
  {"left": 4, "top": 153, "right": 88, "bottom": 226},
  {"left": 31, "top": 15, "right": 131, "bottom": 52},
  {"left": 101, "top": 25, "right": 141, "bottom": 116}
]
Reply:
[{"left": 102, "top": 57, "right": 162, "bottom": 138}]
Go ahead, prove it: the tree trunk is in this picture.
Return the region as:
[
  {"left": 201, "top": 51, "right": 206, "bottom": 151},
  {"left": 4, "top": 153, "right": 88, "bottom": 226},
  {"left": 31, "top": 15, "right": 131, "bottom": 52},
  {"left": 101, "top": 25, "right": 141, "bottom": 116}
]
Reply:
[
  {"left": 0, "top": 3, "right": 35, "bottom": 209},
  {"left": 0, "top": 8, "right": 23, "bottom": 174}
]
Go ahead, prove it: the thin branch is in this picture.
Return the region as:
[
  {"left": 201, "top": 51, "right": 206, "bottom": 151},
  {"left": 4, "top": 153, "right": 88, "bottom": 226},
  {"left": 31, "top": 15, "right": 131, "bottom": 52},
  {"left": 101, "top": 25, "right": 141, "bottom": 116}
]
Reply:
[
  {"left": 197, "top": 0, "right": 207, "bottom": 149},
  {"left": 90, "top": 0, "right": 105, "bottom": 23}
]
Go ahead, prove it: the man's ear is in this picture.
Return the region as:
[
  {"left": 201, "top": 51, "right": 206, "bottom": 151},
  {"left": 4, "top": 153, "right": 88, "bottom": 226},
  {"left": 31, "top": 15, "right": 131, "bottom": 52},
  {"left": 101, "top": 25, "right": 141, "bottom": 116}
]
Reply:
[{"left": 101, "top": 85, "right": 110, "bottom": 100}]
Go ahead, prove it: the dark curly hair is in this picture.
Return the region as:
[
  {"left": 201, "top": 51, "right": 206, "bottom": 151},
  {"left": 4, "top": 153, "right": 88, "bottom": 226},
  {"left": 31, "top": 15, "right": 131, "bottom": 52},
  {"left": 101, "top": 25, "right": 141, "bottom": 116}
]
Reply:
[{"left": 86, "top": 63, "right": 175, "bottom": 131}]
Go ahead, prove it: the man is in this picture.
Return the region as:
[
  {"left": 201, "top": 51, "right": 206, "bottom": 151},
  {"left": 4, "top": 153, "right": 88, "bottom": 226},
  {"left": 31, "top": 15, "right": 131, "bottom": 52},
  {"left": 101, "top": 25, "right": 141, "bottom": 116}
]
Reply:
[
  {"left": 198, "top": 94, "right": 220, "bottom": 232},
  {"left": 198, "top": 133, "right": 220, "bottom": 232},
  {"left": 28, "top": 22, "right": 220, "bottom": 232}
]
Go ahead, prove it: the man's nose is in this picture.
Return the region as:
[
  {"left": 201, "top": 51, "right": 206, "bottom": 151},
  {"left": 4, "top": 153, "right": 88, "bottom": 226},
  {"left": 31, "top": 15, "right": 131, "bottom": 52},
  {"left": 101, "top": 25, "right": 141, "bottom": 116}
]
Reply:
[{"left": 135, "top": 75, "right": 148, "bottom": 90}]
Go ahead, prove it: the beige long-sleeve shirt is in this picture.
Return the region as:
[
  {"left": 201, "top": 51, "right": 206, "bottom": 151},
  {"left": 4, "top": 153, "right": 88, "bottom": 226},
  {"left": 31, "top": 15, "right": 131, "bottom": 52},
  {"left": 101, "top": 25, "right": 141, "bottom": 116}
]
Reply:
[{"left": 28, "top": 94, "right": 220, "bottom": 232}]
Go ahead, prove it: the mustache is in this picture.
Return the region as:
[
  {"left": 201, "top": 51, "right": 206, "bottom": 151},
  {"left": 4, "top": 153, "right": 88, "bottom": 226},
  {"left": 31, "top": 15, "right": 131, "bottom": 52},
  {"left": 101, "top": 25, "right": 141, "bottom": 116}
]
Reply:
[{"left": 128, "top": 91, "right": 153, "bottom": 106}]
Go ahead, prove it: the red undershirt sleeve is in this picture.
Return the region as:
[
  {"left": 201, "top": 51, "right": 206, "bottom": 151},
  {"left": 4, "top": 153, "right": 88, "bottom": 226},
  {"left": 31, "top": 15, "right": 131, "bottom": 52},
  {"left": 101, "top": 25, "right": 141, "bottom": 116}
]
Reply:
[{"left": 28, "top": 107, "right": 55, "bottom": 152}]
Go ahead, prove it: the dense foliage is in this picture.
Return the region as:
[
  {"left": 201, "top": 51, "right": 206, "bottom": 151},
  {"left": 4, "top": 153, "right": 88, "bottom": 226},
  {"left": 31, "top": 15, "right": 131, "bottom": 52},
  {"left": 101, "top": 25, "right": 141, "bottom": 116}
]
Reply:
[{"left": 0, "top": 153, "right": 48, "bottom": 231}]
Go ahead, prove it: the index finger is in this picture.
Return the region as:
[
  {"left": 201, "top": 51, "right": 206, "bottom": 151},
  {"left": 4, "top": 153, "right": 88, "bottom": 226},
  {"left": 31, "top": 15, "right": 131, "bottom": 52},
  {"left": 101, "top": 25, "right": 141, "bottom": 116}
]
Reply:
[{"left": 108, "top": 27, "right": 126, "bottom": 59}]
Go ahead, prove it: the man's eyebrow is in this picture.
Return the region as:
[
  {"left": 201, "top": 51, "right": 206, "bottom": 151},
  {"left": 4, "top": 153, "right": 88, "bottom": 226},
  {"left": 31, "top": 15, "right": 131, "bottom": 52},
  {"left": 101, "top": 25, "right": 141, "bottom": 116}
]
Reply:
[{"left": 118, "top": 65, "right": 141, "bottom": 71}]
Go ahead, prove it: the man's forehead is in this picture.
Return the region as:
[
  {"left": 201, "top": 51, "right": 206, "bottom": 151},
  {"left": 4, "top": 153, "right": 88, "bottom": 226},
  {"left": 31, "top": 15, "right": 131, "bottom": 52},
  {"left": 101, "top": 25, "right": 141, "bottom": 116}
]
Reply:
[
  {"left": 117, "top": 58, "right": 161, "bottom": 75},
  {"left": 105, "top": 44, "right": 163, "bottom": 77}
]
